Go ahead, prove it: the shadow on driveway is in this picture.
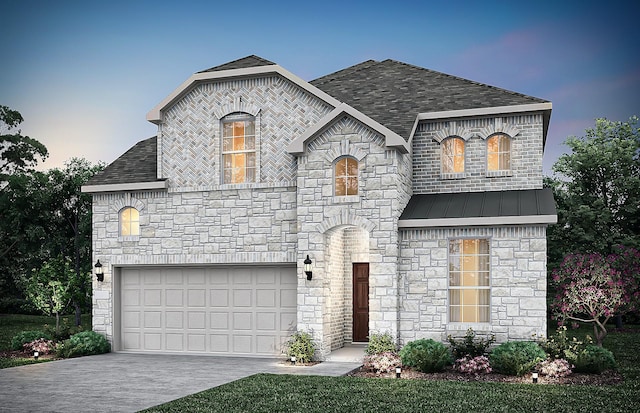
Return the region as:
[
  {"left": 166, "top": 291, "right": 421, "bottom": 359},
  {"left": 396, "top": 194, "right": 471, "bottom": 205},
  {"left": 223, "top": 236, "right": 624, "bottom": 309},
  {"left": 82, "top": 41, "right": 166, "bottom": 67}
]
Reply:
[{"left": 0, "top": 353, "right": 360, "bottom": 412}]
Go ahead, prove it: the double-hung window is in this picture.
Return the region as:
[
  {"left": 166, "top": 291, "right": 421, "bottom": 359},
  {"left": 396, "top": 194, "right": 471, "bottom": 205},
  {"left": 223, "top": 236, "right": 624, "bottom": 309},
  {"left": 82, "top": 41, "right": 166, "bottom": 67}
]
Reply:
[
  {"left": 442, "top": 137, "right": 465, "bottom": 174},
  {"left": 449, "top": 239, "right": 490, "bottom": 323},
  {"left": 487, "top": 134, "right": 511, "bottom": 172},
  {"left": 222, "top": 116, "right": 256, "bottom": 184},
  {"left": 120, "top": 207, "right": 140, "bottom": 237}
]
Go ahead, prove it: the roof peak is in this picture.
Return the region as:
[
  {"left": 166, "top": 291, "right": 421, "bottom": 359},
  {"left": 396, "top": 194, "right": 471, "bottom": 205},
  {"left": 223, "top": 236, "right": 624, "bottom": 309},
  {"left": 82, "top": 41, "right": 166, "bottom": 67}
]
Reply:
[{"left": 198, "top": 55, "right": 276, "bottom": 73}]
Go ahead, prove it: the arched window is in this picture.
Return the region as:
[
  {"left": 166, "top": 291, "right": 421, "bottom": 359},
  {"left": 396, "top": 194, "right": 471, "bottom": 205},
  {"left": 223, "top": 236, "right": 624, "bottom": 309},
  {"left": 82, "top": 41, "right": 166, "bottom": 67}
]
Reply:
[
  {"left": 335, "top": 157, "right": 358, "bottom": 196},
  {"left": 487, "top": 134, "right": 511, "bottom": 171},
  {"left": 222, "top": 114, "right": 256, "bottom": 184},
  {"left": 120, "top": 207, "right": 140, "bottom": 236},
  {"left": 442, "top": 137, "right": 465, "bottom": 174}
]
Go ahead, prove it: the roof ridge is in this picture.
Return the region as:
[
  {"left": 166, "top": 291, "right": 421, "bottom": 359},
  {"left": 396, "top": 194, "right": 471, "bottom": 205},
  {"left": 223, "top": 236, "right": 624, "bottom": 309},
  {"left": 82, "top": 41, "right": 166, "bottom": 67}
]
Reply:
[
  {"left": 380, "top": 59, "right": 548, "bottom": 103},
  {"left": 197, "top": 55, "right": 276, "bottom": 73},
  {"left": 310, "top": 59, "right": 380, "bottom": 86}
]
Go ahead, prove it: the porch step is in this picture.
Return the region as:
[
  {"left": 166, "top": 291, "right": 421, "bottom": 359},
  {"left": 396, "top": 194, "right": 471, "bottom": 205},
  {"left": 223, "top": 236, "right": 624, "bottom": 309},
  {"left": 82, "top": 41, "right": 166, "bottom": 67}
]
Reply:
[{"left": 324, "top": 344, "right": 366, "bottom": 363}]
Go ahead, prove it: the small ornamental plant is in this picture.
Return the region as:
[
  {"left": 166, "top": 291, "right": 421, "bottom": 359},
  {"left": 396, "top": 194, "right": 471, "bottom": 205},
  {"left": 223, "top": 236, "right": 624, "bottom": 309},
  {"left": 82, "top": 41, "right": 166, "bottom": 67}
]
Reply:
[
  {"left": 454, "top": 356, "right": 492, "bottom": 375},
  {"left": 447, "top": 328, "right": 495, "bottom": 359},
  {"left": 284, "top": 330, "right": 316, "bottom": 364},
  {"left": 537, "top": 358, "right": 573, "bottom": 378},
  {"left": 365, "top": 332, "right": 397, "bottom": 355},
  {"left": 363, "top": 351, "right": 401, "bottom": 373},
  {"left": 23, "top": 338, "right": 55, "bottom": 355}
]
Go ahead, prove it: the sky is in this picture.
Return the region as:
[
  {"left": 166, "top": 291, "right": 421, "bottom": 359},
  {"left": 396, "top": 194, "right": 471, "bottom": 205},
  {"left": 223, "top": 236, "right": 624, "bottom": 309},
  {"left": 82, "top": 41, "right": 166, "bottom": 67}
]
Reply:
[{"left": 2, "top": 0, "right": 639, "bottom": 175}]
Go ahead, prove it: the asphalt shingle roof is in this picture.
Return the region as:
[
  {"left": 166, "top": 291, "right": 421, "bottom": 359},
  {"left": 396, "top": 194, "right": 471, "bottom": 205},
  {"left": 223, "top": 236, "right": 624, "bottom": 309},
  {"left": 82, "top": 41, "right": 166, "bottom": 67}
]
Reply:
[
  {"left": 90, "top": 56, "right": 551, "bottom": 187},
  {"left": 311, "top": 59, "right": 548, "bottom": 140},
  {"left": 198, "top": 55, "right": 276, "bottom": 73},
  {"left": 85, "top": 136, "right": 159, "bottom": 185},
  {"left": 399, "top": 188, "right": 557, "bottom": 220}
]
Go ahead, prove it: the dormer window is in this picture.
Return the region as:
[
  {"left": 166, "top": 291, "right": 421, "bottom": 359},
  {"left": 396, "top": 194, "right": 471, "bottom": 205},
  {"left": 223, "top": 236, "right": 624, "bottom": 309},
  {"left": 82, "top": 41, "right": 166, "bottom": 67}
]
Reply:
[
  {"left": 442, "top": 137, "right": 465, "bottom": 174},
  {"left": 222, "top": 115, "right": 256, "bottom": 184},
  {"left": 120, "top": 207, "right": 140, "bottom": 237},
  {"left": 335, "top": 157, "right": 358, "bottom": 196},
  {"left": 487, "top": 134, "right": 511, "bottom": 172}
]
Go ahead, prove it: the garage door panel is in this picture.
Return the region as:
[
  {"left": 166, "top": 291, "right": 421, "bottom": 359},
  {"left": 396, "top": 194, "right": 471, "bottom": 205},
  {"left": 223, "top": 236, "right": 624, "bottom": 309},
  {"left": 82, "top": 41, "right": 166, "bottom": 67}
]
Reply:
[{"left": 120, "top": 266, "right": 296, "bottom": 356}]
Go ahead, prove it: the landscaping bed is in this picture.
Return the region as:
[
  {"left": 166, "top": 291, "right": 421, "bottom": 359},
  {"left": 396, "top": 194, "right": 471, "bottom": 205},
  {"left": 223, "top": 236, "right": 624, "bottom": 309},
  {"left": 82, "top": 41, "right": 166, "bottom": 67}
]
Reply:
[{"left": 347, "top": 365, "right": 624, "bottom": 385}]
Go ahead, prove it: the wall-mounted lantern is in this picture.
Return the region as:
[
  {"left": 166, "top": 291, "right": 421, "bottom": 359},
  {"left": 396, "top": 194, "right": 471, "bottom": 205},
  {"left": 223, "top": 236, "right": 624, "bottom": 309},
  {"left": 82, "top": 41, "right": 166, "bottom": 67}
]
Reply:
[
  {"left": 94, "top": 260, "right": 104, "bottom": 282},
  {"left": 303, "top": 255, "right": 313, "bottom": 281}
]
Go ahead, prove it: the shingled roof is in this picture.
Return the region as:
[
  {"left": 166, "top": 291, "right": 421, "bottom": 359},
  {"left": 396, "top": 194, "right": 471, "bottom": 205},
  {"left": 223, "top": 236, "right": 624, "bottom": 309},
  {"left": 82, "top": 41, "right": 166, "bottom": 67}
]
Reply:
[
  {"left": 311, "top": 59, "right": 548, "bottom": 139},
  {"left": 198, "top": 55, "right": 276, "bottom": 73},
  {"left": 85, "top": 136, "right": 160, "bottom": 186}
]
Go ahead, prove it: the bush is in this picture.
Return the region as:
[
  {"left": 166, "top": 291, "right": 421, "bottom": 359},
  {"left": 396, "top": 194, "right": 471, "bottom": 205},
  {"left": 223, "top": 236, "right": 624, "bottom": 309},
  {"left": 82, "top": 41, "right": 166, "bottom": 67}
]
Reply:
[
  {"left": 400, "top": 339, "right": 452, "bottom": 373},
  {"left": 454, "top": 356, "right": 492, "bottom": 375},
  {"left": 366, "top": 332, "right": 396, "bottom": 355},
  {"left": 55, "top": 331, "right": 110, "bottom": 358},
  {"left": 44, "top": 319, "right": 85, "bottom": 341},
  {"left": 447, "top": 328, "right": 495, "bottom": 359},
  {"left": 10, "top": 330, "right": 53, "bottom": 351},
  {"left": 284, "top": 330, "right": 316, "bottom": 364},
  {"left": 572, "top": 345, "right": 616, "bottom": 374},
  {"left": 489, "top": 341, "right": 546, "bottom": 376},
  {"left": 537, "top": 358, "right": 573, "bottom": 378},
  {"left": 539, "top": 325, "right": 590, "bottom": 360},
  {"left": 24, "top": 338, "right": 55, "bottom": 355},
  {"left": 363, "top": 351, "right": 401, "bottom": 373}
]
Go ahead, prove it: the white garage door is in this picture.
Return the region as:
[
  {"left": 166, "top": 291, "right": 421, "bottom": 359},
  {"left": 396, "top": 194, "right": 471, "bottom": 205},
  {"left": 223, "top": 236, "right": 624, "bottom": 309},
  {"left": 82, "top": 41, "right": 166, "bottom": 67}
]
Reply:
[{"left": 120, "top": 266, "right": 297, "bottom": 356}]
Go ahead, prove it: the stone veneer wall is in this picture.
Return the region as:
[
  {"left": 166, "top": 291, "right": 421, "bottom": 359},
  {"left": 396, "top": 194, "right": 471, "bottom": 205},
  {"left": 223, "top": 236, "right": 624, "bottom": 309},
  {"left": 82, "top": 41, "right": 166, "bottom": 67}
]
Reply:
[
  {"left": 91, "top": 186, "right": 297, "bottom": 341},
  {"left": 398, "top": 225, "right": 548, "bottom": 344},
  {"left": 295, "top": 115, "right": 412, "bottom": 356},
  {"left": 412, "top": 114, "right": 544, "bottom": 194}
]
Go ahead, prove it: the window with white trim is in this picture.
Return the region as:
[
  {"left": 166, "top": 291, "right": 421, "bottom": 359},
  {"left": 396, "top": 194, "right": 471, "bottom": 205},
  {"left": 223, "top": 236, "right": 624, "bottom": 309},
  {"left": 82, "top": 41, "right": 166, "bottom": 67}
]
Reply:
[
  {"left": 442, "top": 137, "right": 465, "bottom": 174},
  {"left": 222, "top": 115, "right": 256, "bottom": 184},
  {"left": 120, "top": 207, "right": 140, "bottom": 237},
  {"left": 335, "top": 157, "right": 358, "bottom": 196},
  {"left": 449, "top": 239, "right": 490, "bottom": 323},
  {"left": 487, "top": 134, "right": 511, "bottom": 171}
]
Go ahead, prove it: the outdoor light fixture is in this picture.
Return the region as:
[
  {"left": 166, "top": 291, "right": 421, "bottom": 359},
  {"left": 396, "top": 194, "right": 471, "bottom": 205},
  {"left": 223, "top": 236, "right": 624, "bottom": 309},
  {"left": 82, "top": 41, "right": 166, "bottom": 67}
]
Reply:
[
  {"left": 94, "top": 260, "right": 104, "bottom": 282},
  {"left": 290, "top": 356, "right": 296, "bottom": 365},
  {"left": 303, "top": 255, "right": 313, "bottom": 281},
  {"left": 33, "top": 351, "right": 39, "bottom": 360},
  {"left": 395, "top": 366, "right": 401, "bottom": 378},
  {"left": 532, "top": 370, "right": 539, "bottom": 384}
]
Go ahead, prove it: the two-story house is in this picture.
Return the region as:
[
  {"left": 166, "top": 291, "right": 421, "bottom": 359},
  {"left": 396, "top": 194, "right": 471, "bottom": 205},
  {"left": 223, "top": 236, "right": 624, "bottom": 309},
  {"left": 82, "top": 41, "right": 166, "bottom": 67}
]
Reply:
[{"left": 83, "top": 55, "right": 556, "bottom": 358}]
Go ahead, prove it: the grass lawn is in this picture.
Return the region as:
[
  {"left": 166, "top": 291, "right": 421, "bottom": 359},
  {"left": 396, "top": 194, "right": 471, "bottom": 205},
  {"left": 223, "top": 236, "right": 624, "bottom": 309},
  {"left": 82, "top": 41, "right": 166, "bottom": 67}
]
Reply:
[
  {"left": 0, "top": 313, "right": 91, "bottom": 369},
  {"left": 143, "top": 327, "right": 640, "bottom": 413}
]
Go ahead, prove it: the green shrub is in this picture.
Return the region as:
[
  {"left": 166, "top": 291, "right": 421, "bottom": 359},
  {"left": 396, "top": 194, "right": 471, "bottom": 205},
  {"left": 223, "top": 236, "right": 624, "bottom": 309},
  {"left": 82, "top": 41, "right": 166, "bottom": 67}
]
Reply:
[
  {"left": 571, "top": 345, "right": 616, "bottom": 374},
  {"left": 447, "top": 328, "right": 495, "bottom": 359},
  {"left": 10, "top": 330, "right": 53, "bottom": 351},
  {"left": 400, "top": 339, "right": 452, "bottom": 373},
  {"left": 366, "top": 332, "right": 396, "bottom": 355},
  {"left": 539, "top": 325, "right": 590, "bottom": 360},
  {"left": 56, "top": 331, "right": 110, "bottom": 358},
  {"left": 284, "top": 330, "right": 316, "bottom": 364},
  {"left": 489, "top": 341, "right": 546, "bottom": 376},
  {"left": 44, "top": 319, "right": 85, "bottom": 341}
]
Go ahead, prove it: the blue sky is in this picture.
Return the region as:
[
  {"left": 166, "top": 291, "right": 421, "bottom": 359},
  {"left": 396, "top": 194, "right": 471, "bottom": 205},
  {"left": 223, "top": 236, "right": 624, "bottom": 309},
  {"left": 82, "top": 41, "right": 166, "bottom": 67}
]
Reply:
[{"left": 2, "top": 0, "right": 638, "bottom": 174}]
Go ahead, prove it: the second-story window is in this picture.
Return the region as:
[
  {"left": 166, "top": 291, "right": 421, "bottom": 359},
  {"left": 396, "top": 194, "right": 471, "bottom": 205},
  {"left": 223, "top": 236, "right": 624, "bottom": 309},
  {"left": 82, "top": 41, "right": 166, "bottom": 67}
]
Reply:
[
  {"left": 487, "top": 134, "right": 511, "bottom": 171},
  {"left": 442, "top": 137, "right": 465, "bottom": 174},
  {"left": 222, "top": 115, "right": 256, "bottom": 184},
  {"left": 335, "top": 157, "right": 358, "bottom": 196}
]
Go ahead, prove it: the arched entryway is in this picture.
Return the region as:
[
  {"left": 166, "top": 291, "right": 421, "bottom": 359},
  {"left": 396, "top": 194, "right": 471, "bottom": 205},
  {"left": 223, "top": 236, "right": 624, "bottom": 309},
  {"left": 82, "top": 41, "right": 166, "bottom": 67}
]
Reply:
[{"left": 324, "top": 225, "right": 370, "bottom": 350}]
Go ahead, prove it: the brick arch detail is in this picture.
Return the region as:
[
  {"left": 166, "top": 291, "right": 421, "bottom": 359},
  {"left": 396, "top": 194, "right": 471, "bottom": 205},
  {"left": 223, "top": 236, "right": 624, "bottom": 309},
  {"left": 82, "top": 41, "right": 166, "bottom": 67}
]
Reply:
[
  {"left": 479, "top": 123, "right": 520, "bottom": 140},
  {"left": 111, "top": 193, "right": 145, "bottom": 213},
  {"left": 433, "top": 126, "right": 474, "bottom": 143},
  {"left": 325, "top": 138, "right": 368, "bottom": 163},
  {"left": 317, "top": 210, "right": 376, "bottom": 234},
  {"left": 213, "top": 97, "right": 261, "bottom": 119}
]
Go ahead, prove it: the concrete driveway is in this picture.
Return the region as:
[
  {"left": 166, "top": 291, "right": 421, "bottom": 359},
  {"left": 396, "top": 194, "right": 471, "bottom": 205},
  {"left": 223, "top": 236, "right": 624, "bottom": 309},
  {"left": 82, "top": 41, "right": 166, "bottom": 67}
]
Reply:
[{"left": 0, "top": 353, "right": 360, "bottom": 412}]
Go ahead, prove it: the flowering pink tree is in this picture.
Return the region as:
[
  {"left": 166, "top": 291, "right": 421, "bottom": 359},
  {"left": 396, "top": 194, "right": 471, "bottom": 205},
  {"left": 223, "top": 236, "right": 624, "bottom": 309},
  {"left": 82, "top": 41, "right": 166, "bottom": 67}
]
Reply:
[{"left": 551, "top": 252, "right": 634, "bottom": 346}]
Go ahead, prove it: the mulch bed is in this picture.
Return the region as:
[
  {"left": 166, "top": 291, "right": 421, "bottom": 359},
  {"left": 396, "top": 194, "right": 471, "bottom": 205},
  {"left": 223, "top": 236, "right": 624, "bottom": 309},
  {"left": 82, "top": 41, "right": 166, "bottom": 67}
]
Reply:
[
  {"left": 0, "top": 349, "right": 58, "bottom": 361},
  {"left": 347, "top": 366, "right": 624, "bottom": 385}
]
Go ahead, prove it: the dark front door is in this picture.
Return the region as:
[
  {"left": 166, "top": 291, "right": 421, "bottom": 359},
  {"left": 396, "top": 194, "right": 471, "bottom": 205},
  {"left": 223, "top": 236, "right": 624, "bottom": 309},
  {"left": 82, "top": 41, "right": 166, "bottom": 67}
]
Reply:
[{"left": 352, "top": 263, "right": 369, "bottom": 342}]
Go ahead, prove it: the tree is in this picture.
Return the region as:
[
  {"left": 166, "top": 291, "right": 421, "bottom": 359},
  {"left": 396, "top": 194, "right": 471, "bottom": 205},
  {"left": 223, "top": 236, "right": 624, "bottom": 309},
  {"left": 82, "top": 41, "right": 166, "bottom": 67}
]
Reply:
[
  {"left": 0, "top": 105, "right": 48, "bottom": 180},
  {"left": 551, "top": 252, "right": 635, "bottom": 346},
  {"left": 546, "top": 116, "right": 640, "bottom": 267},
  {"left": 25, "top": 258, "right": 77, "bottom": 334}
]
